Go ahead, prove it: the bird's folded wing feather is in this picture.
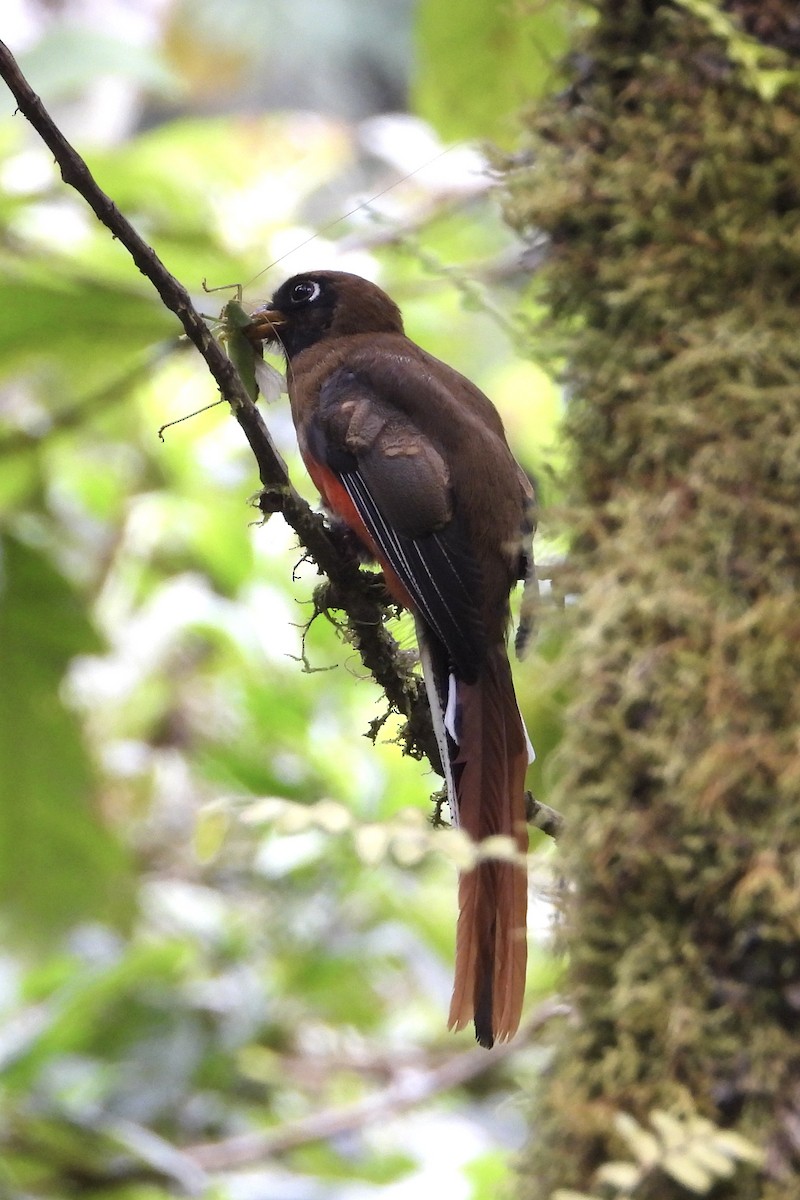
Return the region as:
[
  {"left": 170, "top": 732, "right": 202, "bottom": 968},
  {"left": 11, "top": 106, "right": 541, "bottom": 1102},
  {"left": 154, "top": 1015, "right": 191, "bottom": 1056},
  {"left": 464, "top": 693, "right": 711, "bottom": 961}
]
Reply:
[{"left": 306, "top": 363, "right": 486, "bottom": 680}]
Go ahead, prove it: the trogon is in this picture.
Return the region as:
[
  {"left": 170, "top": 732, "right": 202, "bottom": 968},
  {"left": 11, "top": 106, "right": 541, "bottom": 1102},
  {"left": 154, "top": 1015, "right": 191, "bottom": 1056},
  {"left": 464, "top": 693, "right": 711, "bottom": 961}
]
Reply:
[{"left": 246, "top": 271, "right": 536, "bottom": 1047}]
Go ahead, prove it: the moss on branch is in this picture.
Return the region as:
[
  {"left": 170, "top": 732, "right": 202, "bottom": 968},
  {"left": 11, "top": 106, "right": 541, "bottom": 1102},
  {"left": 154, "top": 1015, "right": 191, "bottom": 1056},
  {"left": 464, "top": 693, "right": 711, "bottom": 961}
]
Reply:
[{"left": 505, "top": 2, "right": 800, "bottom": 1196}]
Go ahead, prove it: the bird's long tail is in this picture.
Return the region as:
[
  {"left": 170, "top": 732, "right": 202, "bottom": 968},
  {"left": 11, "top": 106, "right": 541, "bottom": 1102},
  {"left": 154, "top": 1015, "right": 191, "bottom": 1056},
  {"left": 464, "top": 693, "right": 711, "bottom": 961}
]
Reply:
[{"left": 418, "top": 623, "right": 529, "bottom": 1047}]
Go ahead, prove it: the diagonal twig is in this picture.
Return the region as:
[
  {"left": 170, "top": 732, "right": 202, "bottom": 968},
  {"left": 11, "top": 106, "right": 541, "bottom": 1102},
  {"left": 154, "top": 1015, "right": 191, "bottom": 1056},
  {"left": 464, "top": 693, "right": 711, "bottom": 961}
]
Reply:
[
  {"left": 0, "top": 37, "right": 437, "bottom": 767},
  {"left": 0, "top": 40, "right": 562, "bottom": 834}
]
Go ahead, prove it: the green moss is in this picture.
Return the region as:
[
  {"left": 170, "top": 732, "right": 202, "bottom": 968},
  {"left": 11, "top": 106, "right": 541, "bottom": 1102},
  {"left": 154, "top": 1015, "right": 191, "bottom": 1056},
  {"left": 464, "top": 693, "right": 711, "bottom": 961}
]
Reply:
[{"left": 506, "top": 2, "right": 800, "bottom": 1196}]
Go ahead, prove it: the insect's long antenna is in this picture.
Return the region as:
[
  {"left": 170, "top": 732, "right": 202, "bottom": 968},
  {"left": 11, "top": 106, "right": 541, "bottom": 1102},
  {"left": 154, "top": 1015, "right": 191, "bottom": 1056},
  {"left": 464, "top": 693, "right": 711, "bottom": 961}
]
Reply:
[
  {"left": 243, "top": 144, "right": 462, "bottom": 290},
  {"left": 158, "top": 399, "right": 226, "bottom": 440},
  {"left": 190, "top": 144, "right": 467, "bottom": 423}
]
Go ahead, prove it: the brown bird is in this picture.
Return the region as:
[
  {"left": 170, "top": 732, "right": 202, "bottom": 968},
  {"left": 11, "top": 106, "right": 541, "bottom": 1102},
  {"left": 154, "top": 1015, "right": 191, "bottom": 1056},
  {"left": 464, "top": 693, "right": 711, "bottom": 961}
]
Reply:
[{"left": 246, "top": 271, "right": 535, "bottom": 1047}]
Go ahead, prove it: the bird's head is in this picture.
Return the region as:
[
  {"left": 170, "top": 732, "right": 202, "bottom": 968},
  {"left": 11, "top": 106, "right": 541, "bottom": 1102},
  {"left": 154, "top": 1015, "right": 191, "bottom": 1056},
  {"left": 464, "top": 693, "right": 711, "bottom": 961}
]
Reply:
[{"left": 245, "top": 271, "right": 404, "bottom": 359}]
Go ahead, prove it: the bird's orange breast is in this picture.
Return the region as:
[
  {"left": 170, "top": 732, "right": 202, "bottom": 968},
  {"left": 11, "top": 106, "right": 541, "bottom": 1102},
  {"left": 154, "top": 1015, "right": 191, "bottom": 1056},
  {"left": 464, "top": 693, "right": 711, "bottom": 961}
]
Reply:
[{"left": 302, "top": 452, "right": 415, "bottom": 610}]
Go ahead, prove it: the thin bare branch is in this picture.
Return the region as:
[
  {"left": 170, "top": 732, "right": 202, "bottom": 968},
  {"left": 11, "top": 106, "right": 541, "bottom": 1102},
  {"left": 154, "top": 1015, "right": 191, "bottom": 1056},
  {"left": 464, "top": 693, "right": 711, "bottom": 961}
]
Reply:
[{"left": 187, "top": 999, "right": 569, "bottom": 1171}]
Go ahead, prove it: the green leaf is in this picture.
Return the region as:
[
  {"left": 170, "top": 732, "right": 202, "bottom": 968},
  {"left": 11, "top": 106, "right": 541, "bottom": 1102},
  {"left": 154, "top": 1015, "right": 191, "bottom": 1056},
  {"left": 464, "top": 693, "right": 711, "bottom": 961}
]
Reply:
[
  {"left": 712, "top": 1130, "right": 764, "bottom": 1166},
  {"left": 463, "top": 1148, "right": 511, "bottom": 1200},
  {"left": 614, "top": 1111, "right": 660, "bottom": 1166},
  {"left": 649, "top": 1108, "right": 689, "bottom": 1149},
  {"left": 595, "top": 1160, "right": 643, "bottom": 1191},
  {"left": 20, "top": 26, "right": 180, "bottom": 98},
  {"left": 0, "top": 534, "right": 132, "bottom": 938},
  {"left": 193, "top": 804, "right": 230, "bottom": 862},
  {"left": 413, "top": 0, "right": 572, "bottom": 144},
  {"left": 660, "top": 1150, "right": 713, "bottom": 1194},
  {"left": 0, "top": 270, "right": 174, "bottom": 389},
  {"left": 686, "top": 1140, "right": 737, "bottom": 1179}
]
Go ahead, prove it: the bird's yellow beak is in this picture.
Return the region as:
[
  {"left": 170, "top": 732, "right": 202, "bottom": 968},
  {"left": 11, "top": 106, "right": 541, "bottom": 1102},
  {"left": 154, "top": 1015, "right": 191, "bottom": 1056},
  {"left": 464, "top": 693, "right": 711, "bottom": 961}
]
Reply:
[{"left": 244, "top": 306, "right": 287, "bottom": 345}]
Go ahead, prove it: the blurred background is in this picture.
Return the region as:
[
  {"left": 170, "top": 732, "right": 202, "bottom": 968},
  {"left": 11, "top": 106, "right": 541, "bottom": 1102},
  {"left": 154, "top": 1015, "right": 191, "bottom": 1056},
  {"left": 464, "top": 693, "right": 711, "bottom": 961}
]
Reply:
[{"left": 0, "top": 1, "right": 572, "bottom": 1196}]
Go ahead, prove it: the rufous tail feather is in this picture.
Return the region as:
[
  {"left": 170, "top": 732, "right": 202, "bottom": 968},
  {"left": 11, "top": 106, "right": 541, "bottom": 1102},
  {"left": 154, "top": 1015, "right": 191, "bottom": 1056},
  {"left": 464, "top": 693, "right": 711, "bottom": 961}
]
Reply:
[{"left": 445, "top": 646, "right": 529, "bottom": 1047}]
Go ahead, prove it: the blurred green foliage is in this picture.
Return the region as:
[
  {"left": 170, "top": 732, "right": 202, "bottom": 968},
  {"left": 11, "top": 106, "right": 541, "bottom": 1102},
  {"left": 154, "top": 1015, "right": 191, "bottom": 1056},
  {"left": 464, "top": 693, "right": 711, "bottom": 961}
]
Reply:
[
  {"left": 0, "top": 534, "right": 132, "bottom": 938},
  {"left": 0, "top": 1, "right": 567, "bottom": 1195},
  {"left": 414, "top": 0, "right": 574, "bottom": 145}
]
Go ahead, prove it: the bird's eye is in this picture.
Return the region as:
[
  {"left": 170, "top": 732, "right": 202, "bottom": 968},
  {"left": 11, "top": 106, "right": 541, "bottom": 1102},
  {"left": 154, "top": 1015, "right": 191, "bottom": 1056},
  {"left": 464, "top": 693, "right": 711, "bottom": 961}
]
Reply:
[{"left": 290, "top": 280, "right": 321, "bottom": 305}]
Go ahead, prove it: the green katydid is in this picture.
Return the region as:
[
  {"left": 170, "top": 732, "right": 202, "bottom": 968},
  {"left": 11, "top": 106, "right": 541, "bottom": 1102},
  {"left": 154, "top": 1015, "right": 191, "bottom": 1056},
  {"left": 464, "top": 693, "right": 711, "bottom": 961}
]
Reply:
[
  {"left": 158, "top": 285, "right": 285, "bottom": 441},
  {"left": 205, "top": 282, "right": 285, "bottom": 404}
]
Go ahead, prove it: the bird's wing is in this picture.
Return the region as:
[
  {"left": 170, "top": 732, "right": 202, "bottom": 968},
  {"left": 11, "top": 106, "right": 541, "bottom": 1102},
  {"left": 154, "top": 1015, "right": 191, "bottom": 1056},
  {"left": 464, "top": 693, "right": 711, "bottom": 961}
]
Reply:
[{"left": 305, "top": 362, "right": 486, "bottom": 681}]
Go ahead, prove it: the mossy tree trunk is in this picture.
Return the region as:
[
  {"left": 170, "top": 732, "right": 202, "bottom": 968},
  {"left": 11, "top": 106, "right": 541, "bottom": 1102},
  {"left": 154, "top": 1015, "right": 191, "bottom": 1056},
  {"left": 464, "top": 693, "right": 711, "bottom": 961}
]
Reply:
[{"left": 505, "top": 3, "right": 800, "bottom": 1197}]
